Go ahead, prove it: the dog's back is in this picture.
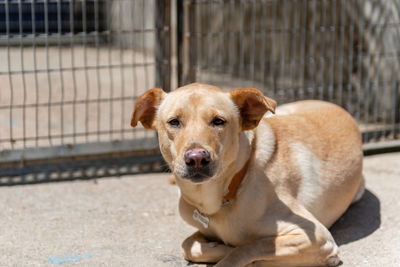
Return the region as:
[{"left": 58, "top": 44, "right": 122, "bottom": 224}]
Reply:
[{"left": 262, "top": 100, "right": 363, "bottom": 227}]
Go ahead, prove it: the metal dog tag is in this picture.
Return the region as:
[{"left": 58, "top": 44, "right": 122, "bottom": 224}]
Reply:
[{"left": 193, "top": 209, "right": 209, "bottom": 228}]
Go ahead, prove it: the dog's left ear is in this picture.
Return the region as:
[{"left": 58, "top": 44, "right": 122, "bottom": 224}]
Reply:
[
  {"left": 230, "top": 88, "right": 276, "bottom": 130},
  {"left": 131, "top": 88, "right": 165, "bottom": 129}
]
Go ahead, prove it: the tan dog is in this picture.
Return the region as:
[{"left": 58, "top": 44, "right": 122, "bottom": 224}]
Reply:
[{"left": 131, "top": 83, "right": 364, "bottom": 267}]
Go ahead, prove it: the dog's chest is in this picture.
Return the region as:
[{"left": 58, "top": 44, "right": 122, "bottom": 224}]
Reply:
[
  {"left": 210, "top": 210, "right": 252, "bottom": 246},
  {"left": 179, "top": 193, "right": 263, "bottom": 246},
  {"left": 195, "top": 204, "right": 256, "bottom": 246}
]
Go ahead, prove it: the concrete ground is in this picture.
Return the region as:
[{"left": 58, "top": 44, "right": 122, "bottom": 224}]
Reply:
[{"left": 1, "top": 152, "right": 399, "bottom": 266}]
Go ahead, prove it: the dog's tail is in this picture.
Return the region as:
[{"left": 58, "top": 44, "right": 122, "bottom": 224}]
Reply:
[{"left": 351, "top": 174, "right": 365, "bottom": 204}]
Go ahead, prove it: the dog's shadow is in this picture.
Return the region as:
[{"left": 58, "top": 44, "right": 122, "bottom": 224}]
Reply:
[{"left": 330, "top": 189, "right": 381, "bottom": 246}]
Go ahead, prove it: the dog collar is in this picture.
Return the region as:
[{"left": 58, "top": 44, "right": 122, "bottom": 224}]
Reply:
[{"left": 222, "top": 159, "right": 250, "bottom": 205}]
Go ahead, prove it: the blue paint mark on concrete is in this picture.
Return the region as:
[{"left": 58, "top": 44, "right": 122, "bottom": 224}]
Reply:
[{"left": 49, "top": 253, "right": 93, "bottom": 264}]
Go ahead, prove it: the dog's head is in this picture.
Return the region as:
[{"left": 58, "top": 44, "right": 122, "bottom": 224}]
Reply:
[{"left": 131, "top": 83, "right": 276, "bottom": 183}]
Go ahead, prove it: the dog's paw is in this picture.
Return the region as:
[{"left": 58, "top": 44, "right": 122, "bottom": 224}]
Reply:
[
  {"left": 168, "top": 174, "right": 176, "bottom": 184},
  {"left": 182, "top": 238, "right": 233, "bottom": 263},
  {"left": 326, "top": 255, "right": 340, "bottom": 266}
]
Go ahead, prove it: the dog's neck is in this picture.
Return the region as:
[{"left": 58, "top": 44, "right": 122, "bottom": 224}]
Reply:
[
  {"left": 222, "top": 158, "right": 250, "bottom": 205},
  {"left": 178, "top": 131, "right": 253, "bottom": 215}
]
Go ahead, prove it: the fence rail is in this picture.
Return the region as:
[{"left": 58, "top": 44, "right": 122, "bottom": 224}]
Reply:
[{"left": 1, "top": 0, "right": 399, "bottom": 184}]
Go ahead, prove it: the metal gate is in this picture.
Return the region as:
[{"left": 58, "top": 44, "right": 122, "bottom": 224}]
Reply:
[
  {"left": 178, "top": 0, "right": 400, "bottom": 154},
  {"left": 0, "top": 0, "right": 171, "bottom": 184},
  {"left": 1, "top": 0, "right": 399, "bottom": 185}
]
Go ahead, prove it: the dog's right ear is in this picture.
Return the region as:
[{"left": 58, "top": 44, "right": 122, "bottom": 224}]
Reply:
[
  {"left": 230, "top": 88, "right": 276, "bottom": 131},
  {"left": 131, "top": 88, "right": 165, "bottom": 129}
]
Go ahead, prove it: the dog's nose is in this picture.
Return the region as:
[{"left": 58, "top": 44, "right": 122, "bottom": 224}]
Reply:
[{"left": 184, "top": 148, "right": 211, "bottom": 168}]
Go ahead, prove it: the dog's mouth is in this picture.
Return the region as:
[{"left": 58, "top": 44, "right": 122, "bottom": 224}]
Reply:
[{"left": 177, "top": 165, "right": 215, "bottom": 183}]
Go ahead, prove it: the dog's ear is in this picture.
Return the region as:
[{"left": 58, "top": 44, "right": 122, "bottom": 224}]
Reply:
[
  {"left": 230, "top": 88, "right": 276, "bottom": 130},
  {"left": 131, "top": 88, "right": 165, "bottom": 129}
]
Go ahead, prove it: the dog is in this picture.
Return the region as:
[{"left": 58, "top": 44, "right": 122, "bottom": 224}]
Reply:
[{"left": 131, "top": 83, "right": 364, "bottom": 266}]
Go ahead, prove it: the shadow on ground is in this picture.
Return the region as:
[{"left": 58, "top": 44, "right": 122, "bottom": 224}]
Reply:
[{"left": 330, "top": 189, "right": 381, "bottom": 246}]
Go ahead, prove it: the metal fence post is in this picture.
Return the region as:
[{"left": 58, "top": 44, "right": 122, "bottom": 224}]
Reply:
[
  {"left": 156, "top": 0, "right": 172, "bottom": 92},
  {"left": 177, "top": 0, "right": 196, "bottom": 86},
  {"left": 177, "top": 0, "right": 183, "bottom": 86}
]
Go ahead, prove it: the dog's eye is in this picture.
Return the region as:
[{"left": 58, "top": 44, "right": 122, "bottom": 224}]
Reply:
[
  {"left": 168, "top": 118, "right": 181, "bottom": 128},
  {"left": 211, "top": 117, "right": 226, "bottom": 127}
]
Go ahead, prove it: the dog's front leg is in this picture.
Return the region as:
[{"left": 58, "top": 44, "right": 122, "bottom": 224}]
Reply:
[
  {"left": 181, "top": 231, "right": 234, "bottom": 263},
  {"left": 214, "top": 232, "right": 340, "bottom": 267}
]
